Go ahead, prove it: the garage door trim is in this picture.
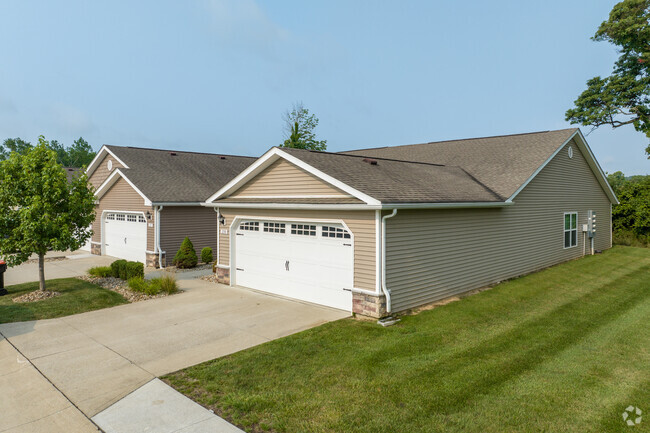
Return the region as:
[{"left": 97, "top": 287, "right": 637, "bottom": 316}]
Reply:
[
  {"left": 101, "top": 209, "right": 148, "bottom": 261},
  {"left": 228, "top": 215, "right": 354, "bottom": 289}
]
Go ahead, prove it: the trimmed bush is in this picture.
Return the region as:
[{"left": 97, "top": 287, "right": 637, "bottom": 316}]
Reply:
[
  {"left": 201, "top": 247, "right": 213, "bottom": 264},
  {"left": 173, "top": 237, "right": 198, "bottom": 269},
  {"left": 111, "top": 260, "right": 127, "bottom": 279},
  {"left": 88, "top": 266, "right": 113, "bottom": 278},
  {"left": 126, "top": 261, "right": 144, "bottom": 279}
]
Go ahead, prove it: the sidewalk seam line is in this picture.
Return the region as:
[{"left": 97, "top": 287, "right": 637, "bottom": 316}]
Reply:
[{"left": 0, "top": 330, "right": 104, "bottom": 433}]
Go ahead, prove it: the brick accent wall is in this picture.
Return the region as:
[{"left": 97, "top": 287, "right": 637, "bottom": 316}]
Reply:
[
  {"left": 146, "top": 252, "right": 165, "bottom": 268},
  {"left": 352, "top": 292, "right": 386, "bottom": 318}
]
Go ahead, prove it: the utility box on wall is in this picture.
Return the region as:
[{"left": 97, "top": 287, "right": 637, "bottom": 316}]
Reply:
[{"left": 587, "top": 210, "right": 596, "bottom": 238}]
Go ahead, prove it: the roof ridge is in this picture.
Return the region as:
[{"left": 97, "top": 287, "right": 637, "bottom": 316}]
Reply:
[
  {"left": 340, "top": 128, "right": 579, "bottom": 153},
  {"left": 279, "top": 146, "right": 447, "bottom": 167},
  {"left": 104, "top": 144, "right": 256, "bottom": 159}
]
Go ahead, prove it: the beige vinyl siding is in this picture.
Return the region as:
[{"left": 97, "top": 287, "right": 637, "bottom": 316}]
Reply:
[
  {"left": 385, "top": 139, "right": 612, "bottom": 312},
  {"left": 218, "top": 209, "right": 376, "bottom": 291},
  {"left": 92, "top": 177, "right": 155, "bottom": 252},
  {"left": 88, "top": 152, "right": 124, "bottom": 189},
  {"left": 230, "top": 159, "right": 350, "bottom": 197},
  {"left": 160, "top": 206, "right": 218, "bottom": 266}
]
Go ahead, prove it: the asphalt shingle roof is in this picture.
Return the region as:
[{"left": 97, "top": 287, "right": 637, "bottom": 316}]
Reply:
[
  {"left": 278, "top": 148, "right": 503, "bottom": 203},
  {"left": 105, "top": 146, "right": 256, "bottom": 202},
  {"left": 341, "top": 128, "right": 578, "bottom": 200}
]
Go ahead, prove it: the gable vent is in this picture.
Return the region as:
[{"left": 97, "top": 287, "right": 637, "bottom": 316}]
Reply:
[{"left": 363, "top": 158, "right": 378, "bottom": 165}]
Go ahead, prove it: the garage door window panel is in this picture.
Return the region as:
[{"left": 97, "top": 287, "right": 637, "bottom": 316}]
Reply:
[
  {"left": 291, "top": 224, "right": 316, "bottom": 236},
  {"left": 263, "top": 222, "right": 285, "bottom": 233}
]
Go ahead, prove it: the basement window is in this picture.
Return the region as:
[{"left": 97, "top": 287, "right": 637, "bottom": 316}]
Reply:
[
  {"left": 291, "top": 224, "right": 316, "bottom": 236},
  {"left": 322, "top": 226, "right": 351, "bottom": 239},
  {"left": 564, "top": 212, "right": 577, "bottom": 248},
  {"left": 240, "top": 221, "right": 259, "bottom": 231},
  {"left": 263, "top": 222, "right": 285, "bottom": 233}
]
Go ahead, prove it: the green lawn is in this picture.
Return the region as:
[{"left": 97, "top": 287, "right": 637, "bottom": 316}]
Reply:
[
  {"left": 0, "top": 278, "right": 128, "bottom": 323},
  {"left": 163, "top": 246, "right": 650, "bottom": 433}
]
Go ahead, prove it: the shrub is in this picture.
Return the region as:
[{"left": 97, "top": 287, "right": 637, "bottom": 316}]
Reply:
[
  {"left": 111, "top": 260, "right": 128, "bottom": 279},
  {"left": 126, "top": 261, "right": 144, "bottom": 279},
  {"left": 158, "top": 274, "right": 178, "bottom": 294},
  {"left": 201, "top": 247, "right": 213, "bottom": 264},
  {"left": 173, "top": 237, "right": 198, "bottom": 269},
  {"left": 127, "top": 276, "right": 148, "bottom": 293},
  {"left": 88, "top": 266, "right": 113, "bottom": 278}
]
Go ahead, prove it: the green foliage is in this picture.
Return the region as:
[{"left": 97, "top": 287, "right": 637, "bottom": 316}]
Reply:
[
  {"left": 566, "top": 0, "right": 650, "bottom": 157},
  {"left": 111, "top": 260, "right": 128, "bottom": 279},
  {"left": 280, "top": 102, "right": 327, "bottom": 151},
  {"left": 173, "top": 237, "right": 198, "bottom": 268},
  {"left": 201, "top": 247, "right": 213, "bottom": 264},
  {"left": 0, "top": 137, "right": 96, "bottom": 289},
  {"left": 128, "top": 274, "right": 178, "bottom": 295},
  {"left": 126, "top": 261, "right": 144, "bottom": 279},
  {"left": 88, "top": 266, "right": 113, "bottom": 278},
  {"left": 0, "top": 136, "right": 96, "bottom": 165},
  {"left": 609, "top": 172, "right": 650, "bottom": 239}
]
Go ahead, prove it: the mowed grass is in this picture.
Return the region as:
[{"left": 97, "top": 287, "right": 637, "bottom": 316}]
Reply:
[
  {"left": 0, "top": 278, "right": 128, "bottom": 323},
  {"left": 164, "top": 246, "right": 650, "bottom": 433}
]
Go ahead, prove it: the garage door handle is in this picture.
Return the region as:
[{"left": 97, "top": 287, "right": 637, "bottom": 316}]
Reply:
[
  {"left": 343, "top": 243, "right": 351, "bottom": 246},
  {"left": 285, "top": 260, "right": 289, "bottom": 271},
  {"left": 124, "top": 237, "right": 127, "bottom": 244}
]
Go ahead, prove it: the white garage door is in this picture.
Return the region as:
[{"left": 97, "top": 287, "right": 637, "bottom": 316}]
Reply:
[
  {"left": 234, "top": 220, "right": 354, "bottom": 311},
  {"left": 104, "top": 212, "right": 147, "bottom": 263}
]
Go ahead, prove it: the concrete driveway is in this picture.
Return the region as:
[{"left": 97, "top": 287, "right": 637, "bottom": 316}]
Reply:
[
  {"left": 0, "top": 278, "right": 349, "bottom": 431},
  {"left": 4, "top": 251, "right": 116, "bottom": 286}
]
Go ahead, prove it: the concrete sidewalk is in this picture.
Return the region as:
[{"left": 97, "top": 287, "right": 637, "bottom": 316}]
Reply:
[
  {"left": 0, "top": 277, "right": 349, "bottom": 429},
  {"left": 0, "top": 335, "right": 98, "bottom": 433},
  {"left": 5, "top": 252, "right": 115, "bottom": 286}
]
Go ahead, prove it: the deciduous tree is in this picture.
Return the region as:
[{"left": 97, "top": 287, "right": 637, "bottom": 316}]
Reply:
[{"left": 280, "top": 102, "right": 327, "bottom": 151}]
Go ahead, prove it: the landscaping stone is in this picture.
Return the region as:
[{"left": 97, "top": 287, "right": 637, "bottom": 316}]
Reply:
[
  {"left": 12, "top": 290, "right": 61, "bottom": 303},
  {"left": 76, "top": 275, "right": 180, "bottom": 303}
]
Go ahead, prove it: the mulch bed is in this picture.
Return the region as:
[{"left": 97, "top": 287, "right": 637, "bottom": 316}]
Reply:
[
  {"left": 12, "top": 290, "right": 61, "bottom": 303},
  {"left": 76, "top": 275, "right": 179, "bottom": 303}
]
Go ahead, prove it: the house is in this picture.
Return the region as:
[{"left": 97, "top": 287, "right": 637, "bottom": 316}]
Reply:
[
  {"left": 203, "top": 128, "right": 617, "bottom": 317},
  {"left": 82, "top": 145, "right": 255, "bottom": 266}
]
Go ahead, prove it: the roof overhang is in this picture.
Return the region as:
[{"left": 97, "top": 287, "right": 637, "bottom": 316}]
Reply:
[
  {"left": 85, "top": 145, "right": 130, "bottom": 177},
  {"left": 506, "top": 129, "right": 618, "bottom": 204},
  {"left": 202, "top": 201, "right": 512, "bottom": 210},
  {"left": 95, "top": 168, "right": 152, "bottom": 206},
  {"left": 205, "top": 147, "right": 382, "bottom": 206}
]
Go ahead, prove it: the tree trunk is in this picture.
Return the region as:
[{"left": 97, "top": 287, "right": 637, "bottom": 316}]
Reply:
[{"left": 38, "top": 252, "right": 46, "bottom": 291}]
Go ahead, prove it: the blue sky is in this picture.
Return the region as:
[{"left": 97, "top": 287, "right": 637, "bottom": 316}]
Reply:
[{"left": 0, "top": 0, "right": 648, "bottom": 174}]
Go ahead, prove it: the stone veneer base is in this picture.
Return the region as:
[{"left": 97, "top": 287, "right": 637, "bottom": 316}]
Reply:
[
  {"left": 352, "top": 292, "right": 387, "bottom": 318},
  {"left": 146, "top": 252, "right": 166, "bottom": 268},
  {"left": 216, "top": 266, "right": 230, "bottom": 285}
]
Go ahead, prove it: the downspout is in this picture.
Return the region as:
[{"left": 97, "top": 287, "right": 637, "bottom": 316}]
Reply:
[
  {"left": 156, "top": 205, "right": 164, "bottom": 269},
  {"left": 214, "top": 207, "right": 220, "bottom": 267},
  {"left": 381, "top": 209, "right": 398, "bottom": 313}
]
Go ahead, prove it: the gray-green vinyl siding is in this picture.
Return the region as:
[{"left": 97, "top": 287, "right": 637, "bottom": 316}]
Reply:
[{"left": 385, "top": 140, "right": 612, "bottom": 312}]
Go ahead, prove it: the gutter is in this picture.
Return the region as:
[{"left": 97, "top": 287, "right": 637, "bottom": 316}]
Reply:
[
  {"left": 156, "top": 205, "right": 164, "bottom": 269},
  {"left": 381, "top": 209, "right": 398, "bottom": 313},
  {"left": 200, "top": 201, "right": 512, "bottom": 211}
]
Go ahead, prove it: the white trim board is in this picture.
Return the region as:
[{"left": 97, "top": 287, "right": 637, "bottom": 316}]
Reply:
[
  {"left": 94, "top": 169, "right": 152, "bottom": 206},
  {"left": 506, "top": 130, "right": 618, "bottom": 205},
  {"left": 86, "top": 145, "right": 130, "bottom": 177},
  {"left": 206, "top": 147, "right": 381, "bottom": 206}
]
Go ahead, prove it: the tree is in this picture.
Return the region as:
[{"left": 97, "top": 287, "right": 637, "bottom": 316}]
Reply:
[
  {"left": 280, "top": 102, "right": 327, "bottom": 151},
  {"left": 0, "top": 136, "right": 96, "bottom": 166},
  {"left": 0, "top": 136, "right": 96, "bottom": 290},
  {"left": 566, "top": 0, "right": 650, "bottom": 157}
]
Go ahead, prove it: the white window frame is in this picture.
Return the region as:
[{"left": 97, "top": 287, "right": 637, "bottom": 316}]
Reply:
[{"left": 563, "top": 212, "right": 578, "bottom": 249}]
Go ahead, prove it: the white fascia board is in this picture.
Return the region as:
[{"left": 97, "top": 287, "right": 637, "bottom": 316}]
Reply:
[
  {"left": 574, "top": 129, "right": 619, "bottom": 204},
  {"left": 85, "top": 146, "right": 130, "bottom": 176},
  {"left": 506, "top": 130, "right": 618, "bottom": 205},
  {"left": 205, "top": 147, "right": 381, "bottom": 206},
  {"left": 95, "top": 169, "right": 152, "bottom": 206},
  {"left": 202, "top": 202, "right": 381, "bottom": 210},
  {"left": 381, "top": 201, "right": 512, "bottom": 209},
  {"left": 151, "top": 202, "right": 203, "bottom": 206}
]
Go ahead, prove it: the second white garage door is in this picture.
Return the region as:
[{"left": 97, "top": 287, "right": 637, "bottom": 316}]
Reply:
[
  {"left": 234, "top": 220, "right": 354, "bottom": 311},
  {"left": 104, "top": 212, "right": 147, "bottom": 263}
]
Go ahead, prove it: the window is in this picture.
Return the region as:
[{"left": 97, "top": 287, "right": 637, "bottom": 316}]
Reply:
[
  {"left": 564, "top": 212, "right": 577, "bottom": 248},
  {"left": 240, "top": 221, "right": 259, "bottom": 231},
  {"left": 107, "top": 214, "right": 115, "bottom": 220},
  {"left": 263, "top": 222, "right": 285, "bottom": 233},
  {"left": 138, "top": 215, "right": 146, "bottom": 223},
  {"left": 116, "top": 214, "right": 125, "bottom": 221},
  {"left": 322, "top": 226, "right": 351, "bottom": 239},
  {"left": 127, "top": 214, "right": 137, "bottom": 222},
  {"left": 291, "top": 224, "right": 316, "bottom": 236}
]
